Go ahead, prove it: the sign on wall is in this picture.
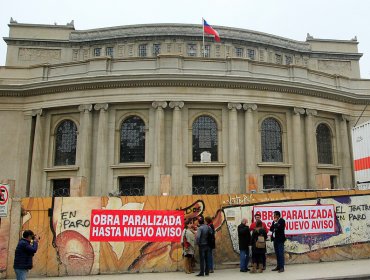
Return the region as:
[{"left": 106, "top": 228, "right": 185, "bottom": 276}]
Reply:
[
  {"left": 253, "top": 204, "right": 336, "bottom": 235},
  {"left": 90, "top": 209, "right": 184, "bottom": 242},
  {"left": 0, "top": 184, "right": 9, "bottom": 217}
]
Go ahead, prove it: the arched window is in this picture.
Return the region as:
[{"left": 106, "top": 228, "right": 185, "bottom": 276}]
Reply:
[
  {"left": 192, "top": 115, "right": 218, "bottom": 161},
  {"left": 120, "top": 116, "right": 145, "bottom": 162},
  {"left": 261, "top": 117, "right": 283, "bottom": 162},
  {"left": 316, "top": 123, "right": 333, "bottom": 164},
  {"left": 54, "top": 120, "right": 77, "bottom": 166}
]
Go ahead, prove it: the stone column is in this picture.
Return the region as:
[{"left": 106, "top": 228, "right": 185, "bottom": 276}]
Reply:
[
  {"left": 292, "top": 107, "right": 306, "bottom": 189},
  {"left": 228, "top": 103, "right": 242, "bottom": 194},
  {"left": 243, "top": 103, "right": 258, "bottom": 192},
  {"left": 16, "top": 112, "right": 33, "bottom": 197},
  {"left": 152, "top": 101, "right": 167, "bottom": 195},
  {"left": 29, "top": 109, "right": 44, "bottom": 197},
  {"left": 94, "top": 103, "right": 109, "bottom": 195},
  {"left": 305, "top": 109, "right": 318, "bottom": 189},
  {"left": 340, "top": 114, "right": 353, "bottom": 188},
  {"left": 78, "top": 104, "right": 93, "bottom": 194},
  {"left": 169, "top": 101, "right": 184, "bottom": 195}
]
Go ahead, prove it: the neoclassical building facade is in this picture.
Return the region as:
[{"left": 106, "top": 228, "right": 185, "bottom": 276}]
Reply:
[{"left": 1, "top": 20, "right": 370, "bottom": 197}]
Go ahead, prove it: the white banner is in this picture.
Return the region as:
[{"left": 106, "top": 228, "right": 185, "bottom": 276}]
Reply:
[{"left": 253, "top": 204, "right": 336, "bottom": 235}]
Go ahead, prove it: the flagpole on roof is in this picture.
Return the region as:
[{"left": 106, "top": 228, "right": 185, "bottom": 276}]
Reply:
[{"left": 202, "top": 17, "right": 205, "bottom": 58}]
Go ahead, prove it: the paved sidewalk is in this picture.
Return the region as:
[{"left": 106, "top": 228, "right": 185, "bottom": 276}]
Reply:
[{"left": 16, "top": 259, "right": 370, "bottom": 280}]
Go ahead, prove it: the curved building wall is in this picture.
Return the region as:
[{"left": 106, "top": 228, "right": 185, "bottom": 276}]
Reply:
[{"left": 1, "top": 22, "right": 370, "bottom": 197}]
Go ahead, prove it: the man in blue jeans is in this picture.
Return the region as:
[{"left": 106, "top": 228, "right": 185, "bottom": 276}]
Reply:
[
  {"left": 14, "top": 230, "right": 39, "bottom": 280},
  {"left": 196, "top": 217, "right": 210, "bottom": 276},
  {"left": 270, "top": 211, "right": 286, "bottom": 273},
  {"left": 237, "top": 218, "right": 251, "bottom": 272}
]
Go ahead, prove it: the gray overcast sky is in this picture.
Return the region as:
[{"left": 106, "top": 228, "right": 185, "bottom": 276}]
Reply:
[{"left": 1, "top": 0, "right": 370, "bottom": 78}]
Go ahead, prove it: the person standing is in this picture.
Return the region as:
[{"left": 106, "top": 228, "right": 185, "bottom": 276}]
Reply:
[
  {"left": 270, "top": 211, "right": 286, "bottom": 273},
  {"left": 237, "top": 218, "right": 251, "bottom": 272},
  {"left": 196, "top": 217, "right": 210, "bottom": 276},
  {"left": 250, "top": 220, "right": 267, "bottom": 273},
  {"left": 205, "top": 216, "right": 215, "bottom": 273},
  {"left": 250, "top": 212, "right": 268, "bottom": 270},
  {"left": 13, "top": 230, "right": 39, "bottom": 280},
  {"left": 182, "top": 219, "right": 196, "bottom": 274}
]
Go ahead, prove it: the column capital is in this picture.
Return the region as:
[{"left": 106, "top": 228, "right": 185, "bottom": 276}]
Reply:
[
  {"left": 341, "top": 114, "right": 352, "bottom": 122},
  {"left": 94, "top": 103, "right": 109, "bottom": 111},
  {"left": 305, "top": 109, "right": 317, "bottom": 116},
  {"left": 152, "top": 101, "right": 167, "bottom": 109},
  {"left": 243, "top": 103, "right": 257, "bottom": 111},
  {"left": 169, "top": 101, "right": 184, "bottom": 109},
  {"left": 79, "top": 104, "right": 93, "bottom": 112},
  {"left": 293, "top": 107, "right": 305, "bottom": 115},
  {"left": 31, "top": 109, "right": 43, "bottom": 116},
  {"left": 228, "top": 102, "right": 242, "bottom": 110}
]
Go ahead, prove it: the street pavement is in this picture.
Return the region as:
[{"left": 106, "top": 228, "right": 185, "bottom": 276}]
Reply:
[{"left": 11, "top": 259, "right": 370, "bottom": 280}]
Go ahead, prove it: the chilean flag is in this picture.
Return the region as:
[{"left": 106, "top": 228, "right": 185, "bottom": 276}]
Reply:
[{"left": 203, "top": 19, "right": 220, "bottom": 42}]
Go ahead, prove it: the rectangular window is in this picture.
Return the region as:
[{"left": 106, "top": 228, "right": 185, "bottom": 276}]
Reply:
[
  {"left": 235, "top": 47, "right": 244, "bottom": 57},
  {"left": 202, "top": 45, "right": 211, "bottom": 57},
  {"left": 330, "top": 176, "right": 337, "bottom": 189},
  {"left": 153, "top": 44, "right": 161, "bottom": 56},
  {"left": 187, "top": 44, "right": 197, "bottom": 57},
  {"left": 192, "top": 175, "right": 219, "bottom": 194},
  {"left": 263, "top": 175, "right": 285, "bottom": 190},
  {"left": 94, "top": 48, "right": 102, "bottom": 57},
  {"left": 119, "top": 176, "right": 145, "bottom": 196},
  {"left": 138, "top": 44, "right": 147, "bottom": 57},
  {"left": 275, "top": 54, "right": 282, "bottom": 64},
  {"left": 106, "top": 47, "right": 114, "bottom": 57},
  {"left": 52, "top": 179, "right": 70, "bottom": 197},
  {"left": 247, "top": 49, "right": 255, "bottom": 60}
]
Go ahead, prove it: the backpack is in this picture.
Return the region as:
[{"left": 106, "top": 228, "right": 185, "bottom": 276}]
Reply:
[
  {"left": 207, "top": 225, "right": 216, "bottom": 249},
  {"left": 255, "top": 234, "right": 266, "bottom": 249}
]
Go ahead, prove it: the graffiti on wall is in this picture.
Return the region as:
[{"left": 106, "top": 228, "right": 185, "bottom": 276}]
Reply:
[{"left": 3, "top": 191, "right": 370, "bottom": 277}]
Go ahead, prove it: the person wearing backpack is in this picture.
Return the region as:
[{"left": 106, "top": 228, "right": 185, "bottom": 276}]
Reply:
[
  {"left": 195, "top": 217, "right": 210, "bottom": 276},
  {"left": 205, "top": 216, "right": 215, "bottom": 273},
  {"left": 250, "top": 212, "right": 269, "bottom": 270},
  {"left": 182, "top": 219, "right": 196, "bottom": 274},
  {"left": 250, "top": 220, "right": 267, "bottom": 273}
]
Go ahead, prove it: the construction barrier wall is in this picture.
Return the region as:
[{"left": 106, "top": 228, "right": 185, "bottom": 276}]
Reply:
[{"left": 2, "top": 190, "right": 370, "bottom": 278}]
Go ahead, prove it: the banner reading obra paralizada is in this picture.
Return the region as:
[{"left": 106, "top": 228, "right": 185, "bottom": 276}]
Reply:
[
  {"left": 90, "top": 210, "right": 184, "bottom": 242},
  {"left": 253, "top": 204, "right": 336, "bottom": 235}
]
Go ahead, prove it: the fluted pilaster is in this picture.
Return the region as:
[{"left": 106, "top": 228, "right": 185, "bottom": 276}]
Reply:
[
  {"left": 292, "top": 107, "right": 306, "bottom": 188},
  {"left": 228, "top": 103, "right": 242, "bottom": 193},
  {"left": 94, "top": 103, "right": 109, "bottom": 195},
  {"left": 305, "top": 109, "right": 317, "bottom": 188}
]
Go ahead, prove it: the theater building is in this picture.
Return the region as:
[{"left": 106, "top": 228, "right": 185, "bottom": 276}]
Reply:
[{"left": 1, "top": 20, "right": 369, "bottom": 198}]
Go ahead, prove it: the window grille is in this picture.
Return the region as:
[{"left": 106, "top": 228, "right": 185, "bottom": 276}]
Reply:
[
  {"left": 119, "top": 176, "right": 145, "bottom": 196},
  {"left": 263, "top": 175, "right": 285, "bottom": 190},
  {"left": 120, "top": 116, "right": 145, "bottom": 162},
  {"left": 188, "top": 44, "right": 197, "bottom": 57},
  {"left": 236, "top": 47, "right": 244, "bottom": 57},
  {"left": 248, "top": 49, "right": 255, "bottom": 60},
  {"left": 192, "top": 116, "right": 218, "bottom": 161},
  {"left": 261, "top": 118, "right": 283, "bottom": 162},
  {"left": 138, "top": 44, "right": 147, "bottom": 57},
  {"left": 203, "top": 45, "right": 211, "bottom": 57},
  {"left": 153, "top": 44, "right": 161, "bottom": 56},
  {"left": 54, "top": 120, "right": 77, "bottom": 166},
  {"left": 192, "top": 175, "right": 219, "bottom": 194},
  {"left": 316, "top": 123, "right": 333, "bottom": 164},
  {"left": 52, "top": 179, "right": 70, "bottom": 197},
  {"left": 285, "top": 55, "right": 293, "bottom": 65},
  {"left": 106, "top": 47, "right": 114, "bottom": 57},
  {"left": 275, "top": 54, "right": 282, "bottom": 64},
  {"left": 94, "top": 48, "right": 101, "bottom": 57}
]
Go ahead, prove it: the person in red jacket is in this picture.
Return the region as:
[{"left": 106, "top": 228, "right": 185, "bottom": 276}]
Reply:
[{"left": 250, "top": 212, "right": 268, "bottom": 270}]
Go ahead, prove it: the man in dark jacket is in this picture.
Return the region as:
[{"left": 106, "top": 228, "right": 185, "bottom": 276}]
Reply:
[
  {"left": 237, "top": 218, "right": 251, "bottom": 272},
  {"left": 14, "top": 230, "right": 39, "bottom": 280},
  {"left": 196, "top": 217, "right": 210, "bottom": 276},
  {"left": 270, "top": 211, "right": 286, "bottom": 273}
]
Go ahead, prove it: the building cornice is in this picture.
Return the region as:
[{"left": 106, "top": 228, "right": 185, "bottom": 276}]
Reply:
[{"left": 0, "top": 74, "right": 370, "bottom": 105}]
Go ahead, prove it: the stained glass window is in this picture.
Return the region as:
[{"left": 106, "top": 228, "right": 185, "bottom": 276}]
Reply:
[
  {"left": 54, "top": 120, "right": 77, "bottom": 166},
  {"left": 192, "top": 116, "right": 218, "bottom": 161},
  {"left": 120, "top": 116, "right": 145, "bottom": 162},
  {"left": 261, "top": 118, "right": 283, "bottom": 162},
  {"left": 316, "top": 123, "right": 333, "bottom": 164}
]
